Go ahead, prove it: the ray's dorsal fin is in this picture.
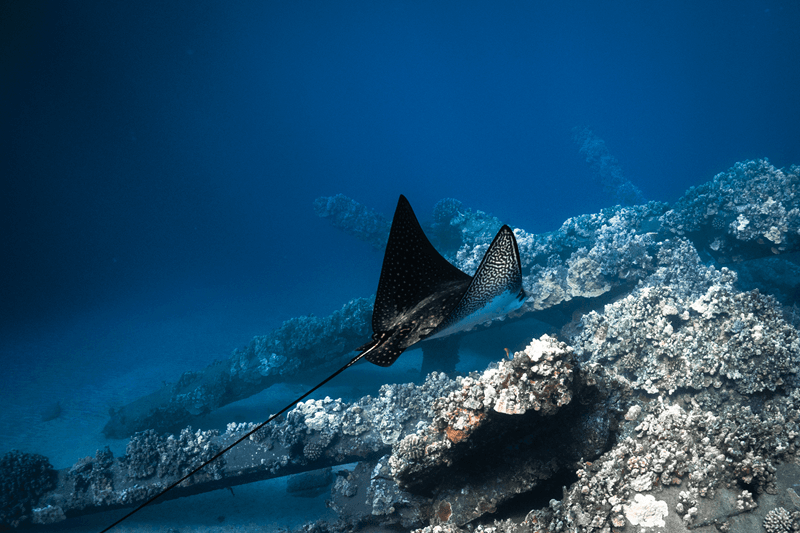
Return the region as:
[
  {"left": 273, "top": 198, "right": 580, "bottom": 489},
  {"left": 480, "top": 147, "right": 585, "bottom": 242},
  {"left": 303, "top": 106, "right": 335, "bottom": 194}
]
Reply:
[{"left": 371, "top": 195, "right": 470, "bottom": 333}]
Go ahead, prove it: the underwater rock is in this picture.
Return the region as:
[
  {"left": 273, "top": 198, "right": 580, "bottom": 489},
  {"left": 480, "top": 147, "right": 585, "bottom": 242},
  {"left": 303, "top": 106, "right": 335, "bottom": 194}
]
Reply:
[
  {"left": 317, "top": 163, "right": 800, "bottom": 533},
  {"left": 18, "top": 346, "right": 607, "bottom": 529},
  {"left": 466, "top": 161, "right": 798, "bottom": 318},
  {"left": 30, "top": 504, "right": 66, "bottom": 525},
  {"left": 327, "top": 458, "right": 433, "bottom": 530},
  {"left": 392, "top": 214, "right": 800, "bottom": 531},
  {"left": 405, "top": 386, "right": 800, "bottom": 532},
  {"left": 318, "top": 338, "right": 616, "bottom": 531},
  {"left": 313, "top": 193, "right": 391, "bottom": 250},
  {"left": 516, "top": 390, "right": 800, "bottom": 532},
  {"left": 572, "top": 125, "right": 647, "bottom": 206},
  {"left": 0, "top": 450, "right": 56, "bottom": 528}
]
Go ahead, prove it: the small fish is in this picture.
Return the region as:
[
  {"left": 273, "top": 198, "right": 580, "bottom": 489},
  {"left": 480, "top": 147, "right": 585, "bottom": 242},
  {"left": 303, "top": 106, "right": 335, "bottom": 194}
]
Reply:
[{"left": 101, "top": 195, "right": 525, "bottom": 532}]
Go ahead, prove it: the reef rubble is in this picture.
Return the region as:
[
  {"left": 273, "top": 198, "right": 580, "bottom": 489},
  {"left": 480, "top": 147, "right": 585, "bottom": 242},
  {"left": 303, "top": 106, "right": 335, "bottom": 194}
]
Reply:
[{"left": 4, "top": 159, "right": 800, "bottom": 532}]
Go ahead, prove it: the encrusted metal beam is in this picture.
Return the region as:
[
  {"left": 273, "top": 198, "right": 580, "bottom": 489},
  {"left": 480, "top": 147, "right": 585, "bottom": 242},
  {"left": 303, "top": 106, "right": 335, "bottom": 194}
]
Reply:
[
  {"left": 25, "top": 372, "right": 458, "bottom": 527},
  {"left": 102, "top": 297, "right": 373, "bottom": 438}
]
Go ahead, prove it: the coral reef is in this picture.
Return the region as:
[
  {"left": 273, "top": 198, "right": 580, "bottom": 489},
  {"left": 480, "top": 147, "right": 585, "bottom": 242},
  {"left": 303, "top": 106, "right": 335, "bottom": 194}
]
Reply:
[
  {"left": 18, "top": 374, "right": 461, "bottom": 525},
  {"left": 30, "top": 504, "right": 66, "bottom": 525},
  {"left": 389, "top": 336, "right": 578, "bottom": 491},
  {"left": 68, "top": 446, "right": 115, "bottom": 505},
  {"left": 501, "top": 385, "right": 800, "bottom": 532},
  {"left": 662, "top": 159, "right": 800, "bottom": 260},
  {"left": 323, "top": 335, "right": 616, "bottom": 530},
  {"left": 575, "top": 265, "right": 800, "bottom": 395},
  {"left": 623, "top": 493, "right": 668, "bottom": 528},
  {"left": 302, "top": 160, "right": 800, "bottom": 532},
  {"left": 0, "top": 450, "right": 56, "bottom": 528},
  {"left": 383, "top": 336, "right": 613, "bottom": 527},
  {"left": 504, "top": 202, "right": 668, "bottom": 312},
  {"left": 105, "top": 159, "right": 800, "bottom": 441},
  {"left": 232, "top": 296, "right": 372, "bottom": 383},
  {"left": 763, "top": 507, "right": 798, "bottom": 533},
  {"left": 123, "top": 427, "right": 224, "bottom": 483},
  {"left": 16, "top": 159, "right": 800, "bottom": 532}
]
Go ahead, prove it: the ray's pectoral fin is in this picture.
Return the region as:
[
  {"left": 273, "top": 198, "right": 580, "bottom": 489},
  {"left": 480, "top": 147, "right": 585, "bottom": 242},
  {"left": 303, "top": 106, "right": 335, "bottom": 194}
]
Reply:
[
  {"left": 428, "top": 224, "right": 526, "bottom": 339},
  {"left": 359, "top": 194, "right": 474, "bottom": 368},
  {"left": 370, "top": 195, "right": 471, "bottom": 335},
  {"left": 359, "top": 196, "right": 527, "bottom": 368},
  {"left": 361, "top": 327, "right": 413, "bottom": 367}
]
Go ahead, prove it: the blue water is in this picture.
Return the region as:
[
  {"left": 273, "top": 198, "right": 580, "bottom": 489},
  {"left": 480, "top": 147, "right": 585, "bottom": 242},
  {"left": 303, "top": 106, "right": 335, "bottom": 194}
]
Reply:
[{"left": 2, "top": 1, "right": 799, "bottom": 531}]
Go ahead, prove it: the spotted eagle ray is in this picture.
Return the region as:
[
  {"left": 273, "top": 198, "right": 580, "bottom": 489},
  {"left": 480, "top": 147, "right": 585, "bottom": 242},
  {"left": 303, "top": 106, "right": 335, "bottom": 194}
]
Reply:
[{"left": 101, "top": 194, "right": 525, "bottom": 532}]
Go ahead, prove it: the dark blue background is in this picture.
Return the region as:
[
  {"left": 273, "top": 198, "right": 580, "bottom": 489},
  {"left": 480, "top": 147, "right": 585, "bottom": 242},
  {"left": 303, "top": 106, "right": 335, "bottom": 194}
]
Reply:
[{"left": 3, "top": 0, "right": 800, "bottom": 327}]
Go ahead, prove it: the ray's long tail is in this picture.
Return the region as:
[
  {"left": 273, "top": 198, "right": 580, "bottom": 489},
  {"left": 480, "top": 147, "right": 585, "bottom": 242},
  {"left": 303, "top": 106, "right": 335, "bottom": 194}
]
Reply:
[{"left": 100, "top": 348, "right": 373, "bottom": 533}]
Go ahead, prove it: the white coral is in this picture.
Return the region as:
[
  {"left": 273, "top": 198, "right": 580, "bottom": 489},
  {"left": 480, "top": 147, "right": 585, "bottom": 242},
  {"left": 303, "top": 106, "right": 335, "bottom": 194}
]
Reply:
[
  {"left": 623, "top": 493, "right": 668, "bottom": 528},
  {"left": 764, "top": 507, "right": 794, "bottom": 533}
]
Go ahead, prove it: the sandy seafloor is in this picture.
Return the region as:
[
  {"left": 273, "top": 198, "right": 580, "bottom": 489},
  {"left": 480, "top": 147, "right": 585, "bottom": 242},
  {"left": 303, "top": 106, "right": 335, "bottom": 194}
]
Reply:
[{"left": 0, "top": 281, "right": 514, "bottom": 532}]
